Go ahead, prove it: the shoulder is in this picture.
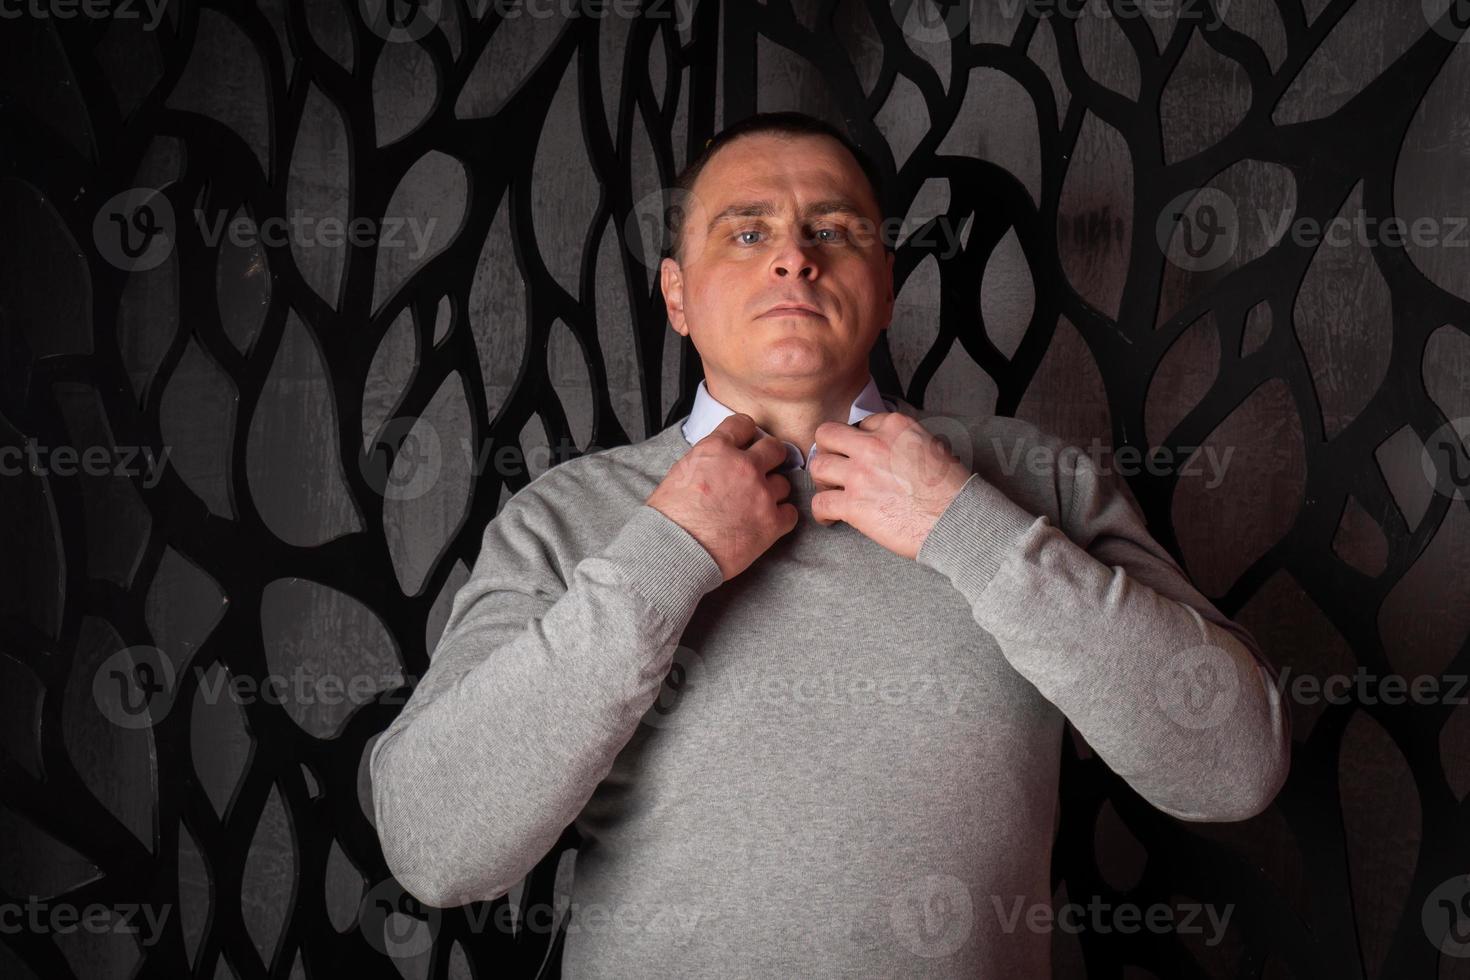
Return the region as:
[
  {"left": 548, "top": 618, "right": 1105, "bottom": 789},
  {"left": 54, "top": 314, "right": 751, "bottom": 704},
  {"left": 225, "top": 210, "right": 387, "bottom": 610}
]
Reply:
[{"left": 487, "top": 429, "right": 677, "bottom": 551}]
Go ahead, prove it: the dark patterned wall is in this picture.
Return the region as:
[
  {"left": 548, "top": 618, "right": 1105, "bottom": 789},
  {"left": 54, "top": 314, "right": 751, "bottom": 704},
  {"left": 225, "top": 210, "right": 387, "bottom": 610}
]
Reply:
[{"left": 2, "top": 0, "right": 1469, "bottom": 977}]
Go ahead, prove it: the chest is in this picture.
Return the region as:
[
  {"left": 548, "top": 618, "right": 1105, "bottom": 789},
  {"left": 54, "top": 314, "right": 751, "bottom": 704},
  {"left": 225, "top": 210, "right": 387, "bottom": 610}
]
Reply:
[{"left": 656, "top": 519, "right": 1047, "bottom": 741}]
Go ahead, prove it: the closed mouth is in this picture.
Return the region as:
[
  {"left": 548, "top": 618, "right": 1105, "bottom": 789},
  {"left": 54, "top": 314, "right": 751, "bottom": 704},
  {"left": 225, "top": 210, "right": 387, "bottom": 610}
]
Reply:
[{"left": 760, "top": 305, "right": 825, "bottom": 318}]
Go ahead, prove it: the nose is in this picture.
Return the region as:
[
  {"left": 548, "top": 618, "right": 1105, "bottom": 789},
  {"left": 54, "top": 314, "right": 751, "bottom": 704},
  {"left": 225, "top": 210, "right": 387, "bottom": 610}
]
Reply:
[{"left": 770, "top": 229, "right": 819, "bottom": 280}]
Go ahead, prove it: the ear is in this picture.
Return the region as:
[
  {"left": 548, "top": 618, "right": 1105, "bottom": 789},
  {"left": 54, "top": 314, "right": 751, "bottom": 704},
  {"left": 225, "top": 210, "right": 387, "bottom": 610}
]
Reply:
[{"left": 660, "top": 257, "right": 689, "bottom": 337}]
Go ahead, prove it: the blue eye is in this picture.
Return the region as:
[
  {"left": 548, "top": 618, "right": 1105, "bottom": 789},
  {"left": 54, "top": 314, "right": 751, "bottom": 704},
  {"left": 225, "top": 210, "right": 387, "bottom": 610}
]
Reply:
[{"left": 736, "top": 230, "right": 763, "bottom": 245}]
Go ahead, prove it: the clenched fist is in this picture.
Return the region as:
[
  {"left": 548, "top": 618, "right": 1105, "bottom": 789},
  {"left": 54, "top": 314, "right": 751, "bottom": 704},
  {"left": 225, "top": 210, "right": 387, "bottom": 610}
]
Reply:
[{"left": 646, "top": 414, "right": 798, "bottom": 582}]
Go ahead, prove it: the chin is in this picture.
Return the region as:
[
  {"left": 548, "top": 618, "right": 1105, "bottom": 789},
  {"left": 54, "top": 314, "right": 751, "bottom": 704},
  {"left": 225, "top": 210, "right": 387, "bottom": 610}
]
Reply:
[{"left": 753, "top": 345, "right": 834, "bottom": 377}]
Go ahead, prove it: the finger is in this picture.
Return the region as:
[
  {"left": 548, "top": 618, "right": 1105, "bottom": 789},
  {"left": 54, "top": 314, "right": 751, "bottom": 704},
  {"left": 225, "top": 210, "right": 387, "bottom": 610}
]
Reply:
[
  {"left": 710, "top": 412, "right": 760, "bottom": 448},
  {"left": 747, "top": 434, "right": 790, "bottom": 474},
  {"left": 776, "top": 501, "right": 799, "bottom": 535},
  {"left": 809, "top": 451, "right": 854, "bottom": 490},
  {"left": 765, "top": 470, "right": 791, "bottom": 501},
  {"left": 810, "top": 488, "right": 843, "bottom": 527},
  {"left": 812, "top": 418, "right": 873, "bottom": 458}
]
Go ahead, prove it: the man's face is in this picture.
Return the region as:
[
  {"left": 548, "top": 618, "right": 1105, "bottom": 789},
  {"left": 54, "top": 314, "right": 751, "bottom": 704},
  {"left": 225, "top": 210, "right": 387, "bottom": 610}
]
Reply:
[{"left": 659, "top": 132, "right": 895, "bottom": 397}]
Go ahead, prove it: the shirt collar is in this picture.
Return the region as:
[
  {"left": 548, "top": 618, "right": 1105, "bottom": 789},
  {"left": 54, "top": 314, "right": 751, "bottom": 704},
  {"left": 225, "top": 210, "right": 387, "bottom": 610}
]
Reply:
[{"left": 680, "top": 374, "right": 895, "bottom": 471}]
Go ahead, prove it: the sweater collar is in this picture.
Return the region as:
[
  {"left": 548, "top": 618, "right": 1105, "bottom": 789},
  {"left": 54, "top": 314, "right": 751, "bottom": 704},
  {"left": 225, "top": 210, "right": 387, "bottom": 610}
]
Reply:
[{"left": 679, "top": 374, "right": 895, "bottom": 471}]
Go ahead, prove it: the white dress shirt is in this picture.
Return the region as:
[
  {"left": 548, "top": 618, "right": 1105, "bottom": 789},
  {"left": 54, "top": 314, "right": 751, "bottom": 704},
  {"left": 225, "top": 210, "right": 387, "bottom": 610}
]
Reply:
[{"left": 680, "top": 374, "right": 896, "bottom": 471}]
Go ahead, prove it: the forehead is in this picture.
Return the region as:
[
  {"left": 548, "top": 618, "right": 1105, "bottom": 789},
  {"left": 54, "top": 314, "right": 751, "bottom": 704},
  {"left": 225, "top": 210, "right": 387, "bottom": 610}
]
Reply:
[{"left": 692, "top": 132, "right": 879, "bottom": 217}]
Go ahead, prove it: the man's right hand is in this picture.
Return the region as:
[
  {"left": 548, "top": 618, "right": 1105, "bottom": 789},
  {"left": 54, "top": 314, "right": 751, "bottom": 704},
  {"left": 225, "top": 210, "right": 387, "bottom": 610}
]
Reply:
[{"left": 646, "top": 413, "right": 799, "bottom": 583}]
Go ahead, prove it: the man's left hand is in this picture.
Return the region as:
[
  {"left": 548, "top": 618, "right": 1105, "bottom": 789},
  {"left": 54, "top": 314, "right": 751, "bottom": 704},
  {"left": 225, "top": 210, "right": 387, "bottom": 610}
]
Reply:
[{"left": 809, "top": 413, "right": 974, "bottom": 560}]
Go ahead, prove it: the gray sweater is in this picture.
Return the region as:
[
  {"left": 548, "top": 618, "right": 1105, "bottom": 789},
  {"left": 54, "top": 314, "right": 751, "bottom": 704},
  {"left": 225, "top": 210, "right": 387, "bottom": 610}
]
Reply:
[{"left": 369, "top": 398, "right": 1291, "bottom": 977}]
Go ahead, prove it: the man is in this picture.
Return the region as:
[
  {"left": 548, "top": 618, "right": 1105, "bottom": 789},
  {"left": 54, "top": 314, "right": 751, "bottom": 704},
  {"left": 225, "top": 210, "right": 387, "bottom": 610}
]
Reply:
[{"left": 370, "top": 112, "right": 1290, "bottom": 977}]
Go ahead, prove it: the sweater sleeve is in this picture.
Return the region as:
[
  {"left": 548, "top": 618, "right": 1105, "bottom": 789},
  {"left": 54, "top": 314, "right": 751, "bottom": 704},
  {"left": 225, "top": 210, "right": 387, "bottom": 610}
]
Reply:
[
  {"left": 369, "top": 487, "right": 724, "bottom": 907},
  {"left": 914, "top": 439, "right": 1291, "bottom": 822}
]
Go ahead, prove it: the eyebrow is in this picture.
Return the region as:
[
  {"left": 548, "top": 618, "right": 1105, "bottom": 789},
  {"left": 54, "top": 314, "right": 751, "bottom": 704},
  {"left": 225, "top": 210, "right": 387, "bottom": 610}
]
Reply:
[{"left": 706, "top": 199, "right": 865, "bottom": 233}]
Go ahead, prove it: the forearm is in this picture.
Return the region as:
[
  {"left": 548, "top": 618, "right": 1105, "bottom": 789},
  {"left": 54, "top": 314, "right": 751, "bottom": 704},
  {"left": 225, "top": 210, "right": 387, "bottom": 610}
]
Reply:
[
  {"left": 918, "top": 473, "right": 1290, "bottom": 821},
  {"left": 370, "top": 505, "right": 722, "bottom": 906}
]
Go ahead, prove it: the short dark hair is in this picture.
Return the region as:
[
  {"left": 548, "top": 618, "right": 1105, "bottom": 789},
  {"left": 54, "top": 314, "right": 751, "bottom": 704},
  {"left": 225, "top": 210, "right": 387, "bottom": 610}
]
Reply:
[{"left": 665, "top": 111, "right": 888, "bottom": 263}]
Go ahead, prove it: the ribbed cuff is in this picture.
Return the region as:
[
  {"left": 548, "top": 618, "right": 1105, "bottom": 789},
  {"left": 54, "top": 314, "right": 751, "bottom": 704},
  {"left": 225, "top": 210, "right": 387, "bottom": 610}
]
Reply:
[
  {"left": 600, "top": 504, "right": 724, "bottom": 626},
  {"left": 915, "top": 473, "right": 1041, "bottom": 602}
]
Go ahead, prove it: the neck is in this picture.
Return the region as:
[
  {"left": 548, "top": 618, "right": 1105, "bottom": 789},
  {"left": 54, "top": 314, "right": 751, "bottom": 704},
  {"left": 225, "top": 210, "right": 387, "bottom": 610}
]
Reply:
[{"left": 705, "top": 370, "right": 870, "bottom": 464}]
